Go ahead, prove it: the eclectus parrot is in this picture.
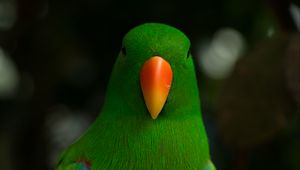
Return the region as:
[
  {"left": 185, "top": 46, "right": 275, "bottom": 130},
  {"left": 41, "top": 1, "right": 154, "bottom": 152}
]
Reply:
[{"left": 56, "top": 23, "right": 216, "bottom": 170}]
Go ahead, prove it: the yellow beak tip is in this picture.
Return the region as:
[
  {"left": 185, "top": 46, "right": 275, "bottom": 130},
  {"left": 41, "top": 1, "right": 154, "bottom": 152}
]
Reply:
[
  {"left": 151, "top": 116, "right": 157, "bottom": 120},
  {"left": 150, "top": 113, "right": 159, "bottom": 120}
]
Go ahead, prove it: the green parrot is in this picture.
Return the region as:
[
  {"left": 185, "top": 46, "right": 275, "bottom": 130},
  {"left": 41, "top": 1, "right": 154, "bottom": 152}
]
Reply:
[{"left": 56, "top": 23, "right": 216, "bottom": 170}]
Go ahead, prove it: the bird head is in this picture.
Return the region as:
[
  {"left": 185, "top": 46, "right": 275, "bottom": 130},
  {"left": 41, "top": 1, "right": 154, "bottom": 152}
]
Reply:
[{"left": 106, "top": 23, "right": 199, "bottom": 120}]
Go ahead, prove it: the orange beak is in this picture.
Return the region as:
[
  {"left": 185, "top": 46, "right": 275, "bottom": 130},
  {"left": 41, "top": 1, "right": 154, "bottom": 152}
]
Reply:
[{"left": 140, "top": 56, "right": 173, "bottom": 119}]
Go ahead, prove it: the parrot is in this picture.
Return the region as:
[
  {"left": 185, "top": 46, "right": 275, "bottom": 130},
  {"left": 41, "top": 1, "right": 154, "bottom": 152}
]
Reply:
[{"left": 56, "top": 23, "right": 216, "bottom": 170}]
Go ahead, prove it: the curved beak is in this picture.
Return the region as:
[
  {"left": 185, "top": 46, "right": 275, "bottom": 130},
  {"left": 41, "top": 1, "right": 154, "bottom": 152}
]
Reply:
[{"left": 140, "top": 56, "right": 173, "bottom": 119}]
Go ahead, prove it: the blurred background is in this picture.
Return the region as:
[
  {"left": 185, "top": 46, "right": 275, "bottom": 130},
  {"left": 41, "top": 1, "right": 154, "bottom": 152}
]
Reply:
[{"left": 0, "top": 0, "right": 299, "bottom": 169}]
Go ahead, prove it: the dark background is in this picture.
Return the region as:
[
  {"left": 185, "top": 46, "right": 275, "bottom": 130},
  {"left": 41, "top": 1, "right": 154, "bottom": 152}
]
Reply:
[{"left": 0, "top": 0, "right": 299, "bottom": 169}]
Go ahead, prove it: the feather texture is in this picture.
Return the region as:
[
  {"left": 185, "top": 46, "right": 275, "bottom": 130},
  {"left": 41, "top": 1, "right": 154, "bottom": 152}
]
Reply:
[{"left": 56, "top": 23, "right": 215, "bottom": 170}]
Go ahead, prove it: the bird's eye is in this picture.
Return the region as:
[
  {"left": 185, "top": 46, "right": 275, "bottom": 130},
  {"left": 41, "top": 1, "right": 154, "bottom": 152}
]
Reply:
[
  {"left": 121, "top": 46, "right": 127, "bottom": 56},
  {"left": 187, "top": 48, "right": 191, "bottom": 58}
]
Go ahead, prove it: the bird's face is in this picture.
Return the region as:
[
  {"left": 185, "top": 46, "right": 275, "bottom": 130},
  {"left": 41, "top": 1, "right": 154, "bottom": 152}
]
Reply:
[{"left": 109, "top": 23, "right": 198, "bottom": 120}]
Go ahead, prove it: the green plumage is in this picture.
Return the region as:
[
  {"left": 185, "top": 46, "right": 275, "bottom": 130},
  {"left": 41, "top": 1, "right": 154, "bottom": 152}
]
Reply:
[{"left": 56, "top": 23, "right": 216, "bottom": 170}]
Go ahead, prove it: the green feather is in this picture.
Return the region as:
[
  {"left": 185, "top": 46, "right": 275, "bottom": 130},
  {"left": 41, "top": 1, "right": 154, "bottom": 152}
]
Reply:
[{"left": 56, "top": 23, "right": 216, "bottom": 170}]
